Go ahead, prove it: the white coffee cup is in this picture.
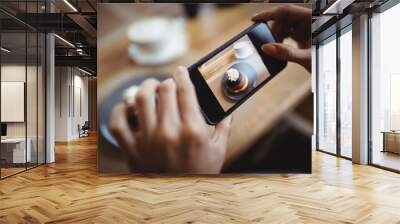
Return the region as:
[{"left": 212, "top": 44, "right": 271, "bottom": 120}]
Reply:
[
  {"left": 127, "top": 17, "right": 187, "bottom": 65},
  {"left": 233, "top": 41, "right": 253, "bottom": 59},
  {"left": 127, "top": 17, "right": 170, "bottom": 55}
]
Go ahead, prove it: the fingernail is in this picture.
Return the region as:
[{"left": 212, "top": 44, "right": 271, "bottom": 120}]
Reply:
[
  {"left": 262, "top": 44, "right": 277, "bottom": 55},
  {"left": 175, "top": 65, "right": 190, "bottom": 83},
  {"left": 173, "top": 66, "right": 183, "bottom": 81},
  {"left": 178, "top": 66, "right": 188, "bottom": 76}
]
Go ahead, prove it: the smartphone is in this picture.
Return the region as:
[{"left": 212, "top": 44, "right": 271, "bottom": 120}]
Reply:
[{"left": 188, "top": 22, "right": 287, "bottom": 125}]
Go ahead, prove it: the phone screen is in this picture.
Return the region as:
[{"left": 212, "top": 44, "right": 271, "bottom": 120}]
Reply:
[{"left": 197, "top": 34, "right": 271, "bottom": 111}]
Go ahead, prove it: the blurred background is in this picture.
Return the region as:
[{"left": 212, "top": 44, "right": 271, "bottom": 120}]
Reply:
[{"left": 97, "top": 3, "right": 313, "bottom": 173}]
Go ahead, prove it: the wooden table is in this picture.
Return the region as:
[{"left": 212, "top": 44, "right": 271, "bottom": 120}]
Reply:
[
  {"left": 381, "top": 131, "right": 400, "bottom": 154},
  {"left": 97, "top": 3, "right": 311, "bottom": 172}
]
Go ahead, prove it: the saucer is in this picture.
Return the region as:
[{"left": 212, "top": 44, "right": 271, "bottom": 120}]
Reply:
[{"left": 234, "top": 51, "right": 253, "bottom": 60}]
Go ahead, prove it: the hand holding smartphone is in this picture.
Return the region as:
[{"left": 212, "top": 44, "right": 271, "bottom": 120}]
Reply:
[{"left": 188, "top": 22, "right": 287, "bottom": 124}]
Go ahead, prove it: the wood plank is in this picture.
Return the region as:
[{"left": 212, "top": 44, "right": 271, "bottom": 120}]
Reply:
[{"left": 1, "top": 134, "right": 400, "bottom": 223}]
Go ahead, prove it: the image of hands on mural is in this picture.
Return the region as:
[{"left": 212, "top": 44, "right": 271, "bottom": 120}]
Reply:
[{"left": 98, "top": 3, "right": 312, "bottom": 174}]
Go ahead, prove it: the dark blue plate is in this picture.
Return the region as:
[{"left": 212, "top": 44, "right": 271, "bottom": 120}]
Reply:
[
  {"left": 221, "top": 62, "right": 257, "bottom": 102},
  {"left": 99, "top": 75, "right": 167, "bottom": 149}
]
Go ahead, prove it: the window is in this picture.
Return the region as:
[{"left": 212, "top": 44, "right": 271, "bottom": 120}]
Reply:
[
  {"left": 339, "top": 27, "right": 352, "bottom": 158},
  {"left": 370, "top": 2, "right": 400, "bottom": 171},
  {"left": 317, "top": 35, "right": 337, "bottom": 154},
  {"left": 0, "top": 1, "right": 46, "bottom": 179},
  {"left": 316, "top": 25, "right": 353, "bottom": 159}
]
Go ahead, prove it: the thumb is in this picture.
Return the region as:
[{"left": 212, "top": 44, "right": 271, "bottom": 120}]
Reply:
[
  {"left": 262, "top": 43, "right": 311, "bottom": 72},
  {"left": 212, "top": 115, "right": 233, "bottom": 150}
]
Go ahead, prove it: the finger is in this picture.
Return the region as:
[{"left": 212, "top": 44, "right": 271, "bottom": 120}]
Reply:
[
  {"left": 212, "top": 114, "right": 233, "bottom": 150},
  {"left": 109, "top": 103, "right": 141, "bottom": 165},
  {"left": 172, "top": 66, "right": 203, "bottom": 123},
  {"left": 251, "top": 6, "right": 290, "bottom": 21},
  {"left": 156, "top": 79, "right": 181, "bottom": 171},
  {"left": 252, "top": 7, "right": 285, "bottom": 22},
  {"left": 157, "top": 78, "right": 180, "bottom": 130},
  {"left": 134, "top": 78, "right": 160, "bottom": 137},
  {"left": 261, "top": 43, "right": 311, "bottom": 72},
  {"left": 269, "top": 21, "right": 285, "bottom": 43}
]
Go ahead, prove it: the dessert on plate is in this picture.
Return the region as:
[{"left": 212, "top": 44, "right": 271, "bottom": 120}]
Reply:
[{"left": 225, "top": 67, "right": 249, "bottom": 93}]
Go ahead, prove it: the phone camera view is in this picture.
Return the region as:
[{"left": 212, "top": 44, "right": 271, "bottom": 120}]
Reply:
[{"left": 198, "top": 35, "right": 271, "bottom": 111}]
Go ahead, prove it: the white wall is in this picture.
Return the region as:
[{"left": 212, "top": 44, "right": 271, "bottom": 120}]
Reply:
[
  {"left": 72, "top": 74, "right": 89, "bottom": 137},
  {"left": 54, "top": 67, "right": 89, "bottom": 141},
  {"left": 54, "top": 66, "right": 69, "bottom": 141}
]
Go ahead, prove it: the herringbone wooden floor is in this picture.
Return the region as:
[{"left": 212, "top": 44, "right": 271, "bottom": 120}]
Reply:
[{"left": 1, "top": 134, "right": 400, "bottom": 224}]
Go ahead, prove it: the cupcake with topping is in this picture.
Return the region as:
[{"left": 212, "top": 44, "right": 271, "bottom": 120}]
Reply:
[{"left": 225, "top": 67, "right": 249, "bottom": 94}]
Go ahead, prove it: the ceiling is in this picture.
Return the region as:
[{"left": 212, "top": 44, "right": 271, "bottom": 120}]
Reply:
[
  {"left": 0, "top": 0, "right": 97, "bottom": 74},
  {"left": 312, "top": 0, "right": 391, "bottom": 44},
  {"left": 4, "top": 0, "right": 393, "bottom": 73}
]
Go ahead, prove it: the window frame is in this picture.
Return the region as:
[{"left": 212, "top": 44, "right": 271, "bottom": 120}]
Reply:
[
  {"left": 367, "top": 0, "right": 400, "bottom": 173},
  {"left": 315, "top": 21, "right": 353, "bottom": 160}
]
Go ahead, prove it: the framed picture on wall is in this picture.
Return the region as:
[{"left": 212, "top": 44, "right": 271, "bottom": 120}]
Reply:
[{"left": 1, "top": 81, "right": 25, "bottom": 122}]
